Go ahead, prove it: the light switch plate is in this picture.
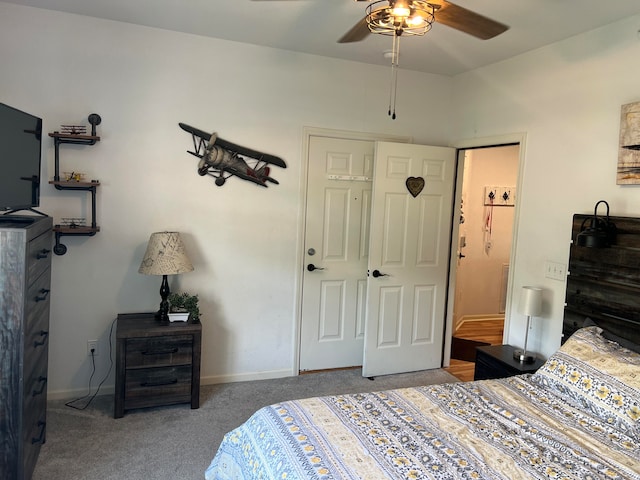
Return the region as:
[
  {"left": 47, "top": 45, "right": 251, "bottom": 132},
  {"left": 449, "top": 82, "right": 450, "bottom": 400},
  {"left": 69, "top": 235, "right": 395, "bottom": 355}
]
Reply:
[{"left": 545, "top": 261, "right": 566, "bottom": 281}]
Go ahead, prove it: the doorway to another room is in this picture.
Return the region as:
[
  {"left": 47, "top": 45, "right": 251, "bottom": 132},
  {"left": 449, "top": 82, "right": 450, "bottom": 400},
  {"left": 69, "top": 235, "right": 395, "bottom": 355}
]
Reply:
[{"left": 447, "top": 144, "right": 520, "bottom": 381}]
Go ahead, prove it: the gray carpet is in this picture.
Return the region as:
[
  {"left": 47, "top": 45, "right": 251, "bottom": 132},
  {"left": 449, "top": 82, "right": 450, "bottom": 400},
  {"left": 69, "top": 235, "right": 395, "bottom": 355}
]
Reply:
[{"left": 33, "top": 368, "right": 458, "bottom": 480}]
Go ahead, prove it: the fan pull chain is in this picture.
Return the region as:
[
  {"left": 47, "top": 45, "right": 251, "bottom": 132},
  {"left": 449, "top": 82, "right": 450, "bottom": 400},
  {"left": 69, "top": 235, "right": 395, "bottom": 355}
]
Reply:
[{"left": 388, "top": 33, "right": 400, "bottom": 120}]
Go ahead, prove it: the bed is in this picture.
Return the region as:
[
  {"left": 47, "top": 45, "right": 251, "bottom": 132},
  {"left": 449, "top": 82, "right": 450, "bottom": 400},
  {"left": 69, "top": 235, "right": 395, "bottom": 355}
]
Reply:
[
  {"left": 205, "top": 214, "right": 640, "bottom": 479},
  {"left": 205, "top": 325, "right": 639, "bottom": 479}
]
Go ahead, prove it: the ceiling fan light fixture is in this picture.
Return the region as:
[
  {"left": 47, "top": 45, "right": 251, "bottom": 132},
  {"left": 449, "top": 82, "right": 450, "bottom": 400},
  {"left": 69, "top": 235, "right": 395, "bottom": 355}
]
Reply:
[
  {"left": 391, "top": 6, "right": 410, "bottom": 18},
  {"left": 366, "top": 1, "right": 435, "bottom": 37},
  {"left": 407, "top": 14, "right": 426, "bottom": 27}
]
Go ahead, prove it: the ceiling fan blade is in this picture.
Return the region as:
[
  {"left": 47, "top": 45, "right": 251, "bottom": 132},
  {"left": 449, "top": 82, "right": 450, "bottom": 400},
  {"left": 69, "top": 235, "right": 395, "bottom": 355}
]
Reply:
[
  {"left": 431, "top": 0, "right": 508, "bottom": 40},
  {"left": 338, "top": 16, "right": 370, "bottom": 43}
]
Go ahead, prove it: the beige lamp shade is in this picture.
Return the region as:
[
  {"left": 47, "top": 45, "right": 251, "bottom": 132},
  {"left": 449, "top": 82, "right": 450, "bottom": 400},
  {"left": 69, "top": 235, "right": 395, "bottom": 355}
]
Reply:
[
  {"left": 138, "top": 232, "right": 194, "bottom": 276},
  {"left": 519, "top": 286, "right": 542, "bottom": 317}
]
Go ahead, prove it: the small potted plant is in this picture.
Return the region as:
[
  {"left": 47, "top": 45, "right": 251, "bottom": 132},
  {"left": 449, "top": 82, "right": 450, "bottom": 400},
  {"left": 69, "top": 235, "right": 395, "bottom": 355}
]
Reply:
[{"left": 168, "top": 292, "right": 200, "bottom": 322}]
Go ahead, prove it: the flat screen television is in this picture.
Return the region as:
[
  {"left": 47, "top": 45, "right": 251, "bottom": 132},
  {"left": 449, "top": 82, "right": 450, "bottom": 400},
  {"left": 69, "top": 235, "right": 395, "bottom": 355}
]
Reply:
[{"left": 0, "top": 103, "right": 43, "bottom": 212}]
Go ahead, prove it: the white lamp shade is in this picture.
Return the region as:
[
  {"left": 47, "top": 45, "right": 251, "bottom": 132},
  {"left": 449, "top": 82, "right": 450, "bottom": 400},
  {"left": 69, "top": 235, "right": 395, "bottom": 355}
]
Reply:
[
  {"left": 138, "top": 232, "right": 194, "bottom": 276},
  {"left": 519, "top": 286, "right": 542, "bottom": 317}
]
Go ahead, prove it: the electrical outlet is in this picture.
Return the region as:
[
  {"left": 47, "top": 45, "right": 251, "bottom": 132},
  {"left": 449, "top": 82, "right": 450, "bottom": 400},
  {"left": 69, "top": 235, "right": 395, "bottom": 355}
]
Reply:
[
  {"left": 545, "top": 261, "right": 566, "bottom": 281},
  {"left": 87, "top": 340, "right": 99, "bottom": 356}
]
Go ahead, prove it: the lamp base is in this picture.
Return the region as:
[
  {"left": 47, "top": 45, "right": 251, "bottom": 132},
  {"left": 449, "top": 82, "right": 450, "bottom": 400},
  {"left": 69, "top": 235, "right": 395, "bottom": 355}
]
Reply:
[
  {"left": 513, "top": 349, "right": 536, "bottom": 364},
  {"left": 157, "top": 274, "right": 170, "bottom": 322},
  {"left": 155, "top": 308, "right": 169, "bottom": 322}
]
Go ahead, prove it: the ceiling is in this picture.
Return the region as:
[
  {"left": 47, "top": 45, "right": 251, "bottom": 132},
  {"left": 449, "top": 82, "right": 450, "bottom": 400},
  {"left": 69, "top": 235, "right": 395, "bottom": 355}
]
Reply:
[{"left": 4, "top": 0, "right": 640, "bottom": 76}]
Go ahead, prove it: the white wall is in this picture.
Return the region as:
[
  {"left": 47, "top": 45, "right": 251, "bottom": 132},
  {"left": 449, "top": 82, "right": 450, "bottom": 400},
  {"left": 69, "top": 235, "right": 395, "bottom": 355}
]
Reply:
[
  {"left": 0, "top": 3, "right": 455, "bottom": 397},
  {"left": 452, "top": 15, "right": 640, "bottom": 358}
]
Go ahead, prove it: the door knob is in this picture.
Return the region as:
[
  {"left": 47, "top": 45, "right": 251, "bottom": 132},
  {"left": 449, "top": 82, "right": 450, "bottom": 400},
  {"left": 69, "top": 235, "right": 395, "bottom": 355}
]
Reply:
[
  {"left": 458, "top": 252, "right": 466, "bottom": 259},
  {"left": 371, "top": 269, "right": 388, "bottom": 278},
  {"left": 307, "top": 263, "right": 325, "bottom": 272}
]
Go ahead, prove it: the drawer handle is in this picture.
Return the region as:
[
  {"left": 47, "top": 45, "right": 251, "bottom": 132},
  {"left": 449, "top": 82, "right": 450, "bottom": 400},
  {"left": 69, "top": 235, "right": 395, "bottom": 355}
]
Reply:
[
  {"left": 37, "top": 248, "right": 51, "bottom": 259},
  {"left": 31, "top": 420, "right": 46, "bottom": 444},
  {"left": 141, "top": 348, "right": 179, "bottom": 356},
  {"left": 140, "top": 378, "right": 178, "bottom": 387},
  {"left": 34, "top": 330, "right": 49, "bottom": 347},
  {"left": 35, "top": 288, "right": 51, "bottom": 302},
  {"left": 32, "top": 376, "right": 48, "bottom": 396}
]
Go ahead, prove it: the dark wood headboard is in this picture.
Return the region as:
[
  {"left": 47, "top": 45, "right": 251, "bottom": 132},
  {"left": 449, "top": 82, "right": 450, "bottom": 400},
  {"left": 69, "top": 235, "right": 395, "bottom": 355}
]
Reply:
[{"left": 564, "top": 214, "right": 640, "bottom": 345}]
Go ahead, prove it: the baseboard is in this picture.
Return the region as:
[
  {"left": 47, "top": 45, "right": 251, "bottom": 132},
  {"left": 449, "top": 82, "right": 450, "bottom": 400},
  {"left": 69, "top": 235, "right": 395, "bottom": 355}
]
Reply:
[
  {"left": 201, "top": 368, "right": 295, "bottom": 386},
  {"left": 48, "top": 384, "right": 115, "bottom": 401},
  {"left": 47, "top": 369, "right": 295, "bottom": 401},
  {"left": 455, "top": 314, "right": 504, "bottom": 331}
]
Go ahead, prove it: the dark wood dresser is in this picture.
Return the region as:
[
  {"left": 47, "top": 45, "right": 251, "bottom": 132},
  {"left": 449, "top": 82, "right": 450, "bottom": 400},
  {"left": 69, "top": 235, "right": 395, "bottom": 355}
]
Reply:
[
  {"left": 114, "top": 312, "right": 202, "bottom": 418},
  {"left": 474, "top": 344, "right": 545, "bottom": 380},
  {"left": 0, "top": 215, "right": 53, "bottom": 480}
]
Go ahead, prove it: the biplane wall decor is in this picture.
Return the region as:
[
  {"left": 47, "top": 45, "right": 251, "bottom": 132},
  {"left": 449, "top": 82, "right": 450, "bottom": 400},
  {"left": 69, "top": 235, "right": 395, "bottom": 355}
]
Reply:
[{"left": 179, "top": 123, "right": 286, "bottom": 187}]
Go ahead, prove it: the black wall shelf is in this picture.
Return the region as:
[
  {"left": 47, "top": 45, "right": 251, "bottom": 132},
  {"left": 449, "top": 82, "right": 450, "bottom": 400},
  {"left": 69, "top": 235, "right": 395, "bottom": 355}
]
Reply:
[{"left": 48, "top": 113, "right": 102, "bottom": 255}]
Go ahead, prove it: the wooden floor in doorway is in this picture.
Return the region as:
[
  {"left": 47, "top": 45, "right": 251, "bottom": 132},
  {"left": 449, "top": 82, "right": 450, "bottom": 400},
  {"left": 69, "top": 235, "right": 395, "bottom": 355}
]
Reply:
[{"left": 444, "top": 319, "right": 504, "bottom": 382}]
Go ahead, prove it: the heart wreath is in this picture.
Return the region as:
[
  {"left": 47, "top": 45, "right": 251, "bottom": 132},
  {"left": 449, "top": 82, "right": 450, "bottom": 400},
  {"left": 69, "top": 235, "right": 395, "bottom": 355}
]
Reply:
[{"left": 405, "top": 177, "right": 425, "bottom": 198}]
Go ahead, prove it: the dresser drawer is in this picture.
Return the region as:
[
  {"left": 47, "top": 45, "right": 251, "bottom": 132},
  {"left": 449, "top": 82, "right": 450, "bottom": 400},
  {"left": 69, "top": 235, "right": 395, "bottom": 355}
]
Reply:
[
  {"left": 23, "top": 376, "right": 47, "bottom": 431},
  {"left": 23, "top": 347, "right": 48, "bottom": 402},
  {"left": 22, "top": 387, "right": 47, "bottom": 480},
  {"left": 23, "top": 324, "right": 49, "bottom": 381},
  {"left": 26, "top": 231, "right": 52, "bottom": 285},
  {"left": 124, "top": 365, "right": 192, "bottom": 409},
  {"left": 24, "top": 350, "right": 48, "bottom": 402},
  {"left": 25, "top": 267, "right": 51, "bottom": 334},
  {"left": 125, "top": 335, "right": 193, "bottom": 368}
]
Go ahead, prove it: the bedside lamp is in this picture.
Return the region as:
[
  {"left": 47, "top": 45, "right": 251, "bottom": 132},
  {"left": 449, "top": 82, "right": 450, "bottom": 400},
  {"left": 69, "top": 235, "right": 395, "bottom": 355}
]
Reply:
[
  {"left": 513, "top": 286, "right": 542, "bottom": 364},
  {"left": 139, "top": 231, "right": 194, "bottom": 322}
]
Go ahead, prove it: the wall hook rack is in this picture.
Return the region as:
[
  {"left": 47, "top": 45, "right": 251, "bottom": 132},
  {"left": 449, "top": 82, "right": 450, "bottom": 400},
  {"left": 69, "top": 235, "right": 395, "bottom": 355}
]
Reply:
[{"left": 48, "top": 113, "right": 102, "bottom": 255}]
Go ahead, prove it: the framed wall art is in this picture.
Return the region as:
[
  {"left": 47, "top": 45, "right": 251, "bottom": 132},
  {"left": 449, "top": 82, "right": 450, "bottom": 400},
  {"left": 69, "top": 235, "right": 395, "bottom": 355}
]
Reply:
[{"left": 617, "top": 101, "right": 640, "bottom": 184}]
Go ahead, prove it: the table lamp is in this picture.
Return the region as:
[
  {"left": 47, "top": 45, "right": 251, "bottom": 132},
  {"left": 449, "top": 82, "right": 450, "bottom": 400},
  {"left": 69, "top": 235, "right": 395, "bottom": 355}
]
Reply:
[
  {"left": 138, "top": 231, "right": 194, "bottom": 321},
  {"left": 513, "top": 286, "right": 542, "bottom": 363}
]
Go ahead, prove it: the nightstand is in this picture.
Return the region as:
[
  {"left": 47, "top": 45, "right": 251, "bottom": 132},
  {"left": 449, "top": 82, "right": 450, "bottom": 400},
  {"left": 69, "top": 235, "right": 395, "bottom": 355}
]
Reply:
[
  {"left": 114, "top": 312, "right": 202, "bottom": 418},
  {"left": 474, "top": 344, "right": 545, "bottom": 380}
]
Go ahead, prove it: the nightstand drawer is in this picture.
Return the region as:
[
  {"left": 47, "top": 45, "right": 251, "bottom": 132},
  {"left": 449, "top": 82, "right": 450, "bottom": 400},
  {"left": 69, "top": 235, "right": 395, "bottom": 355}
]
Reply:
[
  {"left": 124, "top": 365, "right": 192, "bottom": 408},
  {"left": 474, "top": 357, "right": 500, "bottom": 380},
  {"left": 125, "top": 335, "right": 193, "bottom": 368},
  {"left": 474, "top": 345, "right": 545, "bottom": 380}
]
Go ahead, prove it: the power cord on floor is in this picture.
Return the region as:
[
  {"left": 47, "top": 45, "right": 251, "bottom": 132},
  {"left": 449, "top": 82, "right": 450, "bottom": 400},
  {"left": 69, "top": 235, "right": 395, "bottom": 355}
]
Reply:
[{"left": 65, "top": 317, "right": 117, "bottom": 410}]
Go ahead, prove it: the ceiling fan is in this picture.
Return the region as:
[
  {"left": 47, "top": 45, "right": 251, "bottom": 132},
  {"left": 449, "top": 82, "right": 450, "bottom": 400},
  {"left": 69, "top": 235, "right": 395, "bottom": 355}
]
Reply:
[
  {"left": 254, "top": 0, "right": 508, "bottom": 119},
  {"left": 340, "top": 0, "right": 507, "bottom": 42},
  {"left": 254, "top": 0, "right": 508, "bottom": 43}
]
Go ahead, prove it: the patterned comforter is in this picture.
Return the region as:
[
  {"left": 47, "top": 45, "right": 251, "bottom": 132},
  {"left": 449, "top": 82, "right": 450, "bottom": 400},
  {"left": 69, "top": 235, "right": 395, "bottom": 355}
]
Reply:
[{"left": 205, "top": 328, "right": 640, "bottom": 479}]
